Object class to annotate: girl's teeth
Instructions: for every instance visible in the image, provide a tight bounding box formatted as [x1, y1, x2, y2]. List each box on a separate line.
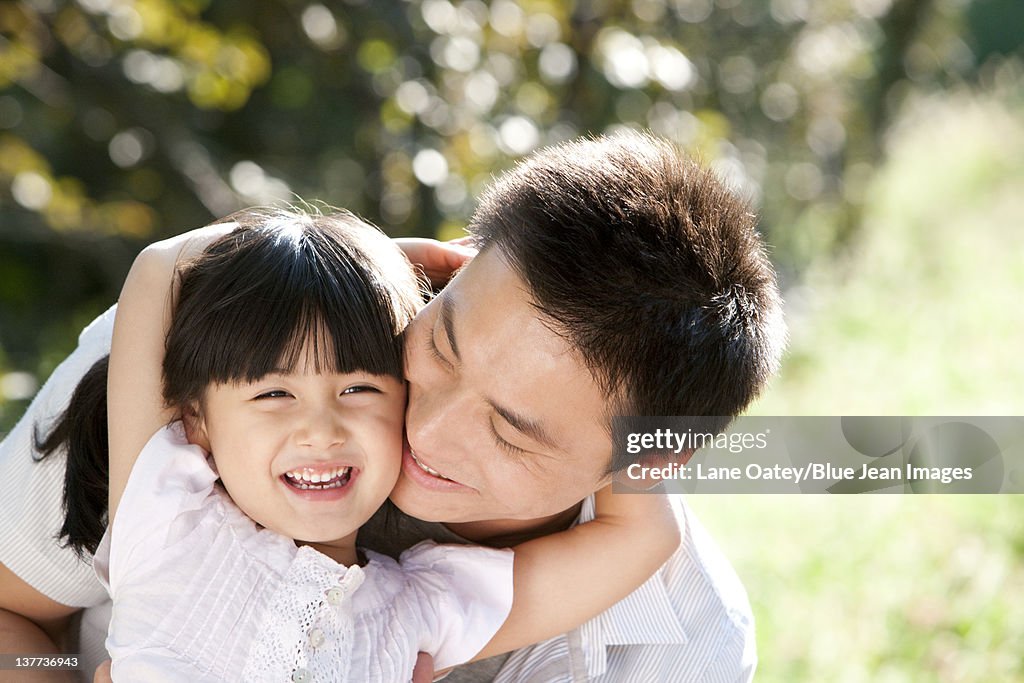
[284, 467, 351, 489]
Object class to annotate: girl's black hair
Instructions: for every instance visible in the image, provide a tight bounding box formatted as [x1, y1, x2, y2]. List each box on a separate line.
[163, 208, 422, 406]
[35, 355, 110, 557]
[36, 207, 424, 556]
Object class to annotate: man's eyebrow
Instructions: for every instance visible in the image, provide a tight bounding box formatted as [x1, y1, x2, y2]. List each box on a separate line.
[439, 293, 461, 362]
[487, 399, 558, 451]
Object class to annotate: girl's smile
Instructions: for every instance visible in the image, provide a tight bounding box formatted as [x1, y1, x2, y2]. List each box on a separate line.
[281, 464, 358, 500]
[283, 464, 353, 489]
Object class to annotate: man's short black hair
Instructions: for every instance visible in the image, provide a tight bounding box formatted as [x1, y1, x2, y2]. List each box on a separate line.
[468, 132, 786, 472]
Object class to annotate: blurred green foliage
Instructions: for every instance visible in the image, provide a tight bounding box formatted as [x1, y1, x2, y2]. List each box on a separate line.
[752, 82, 1024, 416]
[2, 0, 1022, 420]
[0, 4, 1020, 367]
[2, 2, 1023, 679]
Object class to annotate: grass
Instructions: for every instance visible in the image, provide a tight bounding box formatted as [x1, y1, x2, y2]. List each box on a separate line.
[690, 496, 1024, 682]
[692, 85, 1024, 682]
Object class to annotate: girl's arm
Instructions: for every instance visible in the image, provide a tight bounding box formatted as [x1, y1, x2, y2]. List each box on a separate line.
[107, 224, 236, 523]
[472, 484, 681, 660]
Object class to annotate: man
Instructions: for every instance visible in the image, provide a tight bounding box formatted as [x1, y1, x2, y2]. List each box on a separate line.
[0, 133, 784, 681]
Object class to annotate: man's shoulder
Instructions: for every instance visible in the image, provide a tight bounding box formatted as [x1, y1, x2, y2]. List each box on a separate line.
[77, 304, 117, 347]
[661, 497, 756, 679]
[668, 497, 754, 626]
[579, 493, 753, 632]
[584, 495, 755, 681]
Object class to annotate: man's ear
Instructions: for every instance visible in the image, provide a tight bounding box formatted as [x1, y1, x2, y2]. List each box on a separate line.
[612, 450, 694, 490]
[182, 404, 211, 451]
[666, 448, 695, 467]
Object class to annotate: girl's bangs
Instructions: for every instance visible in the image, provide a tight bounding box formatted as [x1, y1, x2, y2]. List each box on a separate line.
[163, 211, 422, 406]
[219, 284, 406, 383]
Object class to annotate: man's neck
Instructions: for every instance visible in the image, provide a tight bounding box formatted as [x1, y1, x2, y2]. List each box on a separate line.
[443, 501, 583, 547]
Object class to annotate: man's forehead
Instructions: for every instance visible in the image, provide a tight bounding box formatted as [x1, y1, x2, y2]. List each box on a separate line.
[446, 250, 573, 373]
[451, 244, 528, 300]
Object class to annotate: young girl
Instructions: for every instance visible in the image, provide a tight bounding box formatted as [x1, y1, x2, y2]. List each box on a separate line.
[98, 207, 678, 681]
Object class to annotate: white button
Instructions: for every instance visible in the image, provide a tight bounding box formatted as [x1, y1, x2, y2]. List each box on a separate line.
[291, 668, 310, 683]
[325, 587, 344, 605]
[308, 627, 326, 648]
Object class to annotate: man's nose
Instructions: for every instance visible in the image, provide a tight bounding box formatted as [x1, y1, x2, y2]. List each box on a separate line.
[406, 378, 471, 452]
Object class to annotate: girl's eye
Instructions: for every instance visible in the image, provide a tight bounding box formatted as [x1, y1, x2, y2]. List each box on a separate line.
[255, 390, 290, 399]
[342, 385, 378, 395]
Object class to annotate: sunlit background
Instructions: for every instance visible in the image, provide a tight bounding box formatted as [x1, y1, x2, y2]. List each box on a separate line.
[2, 1, 1022, 680]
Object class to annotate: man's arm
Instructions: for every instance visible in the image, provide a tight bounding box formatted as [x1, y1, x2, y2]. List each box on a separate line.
[0, 564, 77, 682]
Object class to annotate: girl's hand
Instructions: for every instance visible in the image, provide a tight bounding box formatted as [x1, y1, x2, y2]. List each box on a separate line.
[394, 237, 477, 288]
[411, 652, 434, 683]
[93, 659, 112, 683]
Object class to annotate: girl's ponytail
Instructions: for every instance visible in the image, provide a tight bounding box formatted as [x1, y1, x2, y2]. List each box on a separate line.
[34, 355, 109, 557]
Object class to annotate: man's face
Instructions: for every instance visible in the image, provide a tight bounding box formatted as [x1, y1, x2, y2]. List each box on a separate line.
[392, 247, 614, 523]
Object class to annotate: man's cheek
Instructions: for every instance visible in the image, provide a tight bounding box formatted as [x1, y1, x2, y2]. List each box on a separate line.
[402, 335, 420, 377]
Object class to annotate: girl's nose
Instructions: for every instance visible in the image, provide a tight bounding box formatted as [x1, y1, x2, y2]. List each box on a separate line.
[296, 408, 347, 450]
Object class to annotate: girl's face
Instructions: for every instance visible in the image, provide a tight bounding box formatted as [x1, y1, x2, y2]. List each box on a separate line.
[191, 364, 406, 552]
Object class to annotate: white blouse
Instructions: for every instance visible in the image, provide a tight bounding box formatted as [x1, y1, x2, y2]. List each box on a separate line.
[94, 423, 514, 682]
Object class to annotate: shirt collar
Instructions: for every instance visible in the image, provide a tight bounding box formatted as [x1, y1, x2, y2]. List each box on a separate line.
[573, 495, 690, 679]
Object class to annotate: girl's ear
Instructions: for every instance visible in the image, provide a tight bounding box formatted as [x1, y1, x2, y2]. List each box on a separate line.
[182, 404, 211, 451]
